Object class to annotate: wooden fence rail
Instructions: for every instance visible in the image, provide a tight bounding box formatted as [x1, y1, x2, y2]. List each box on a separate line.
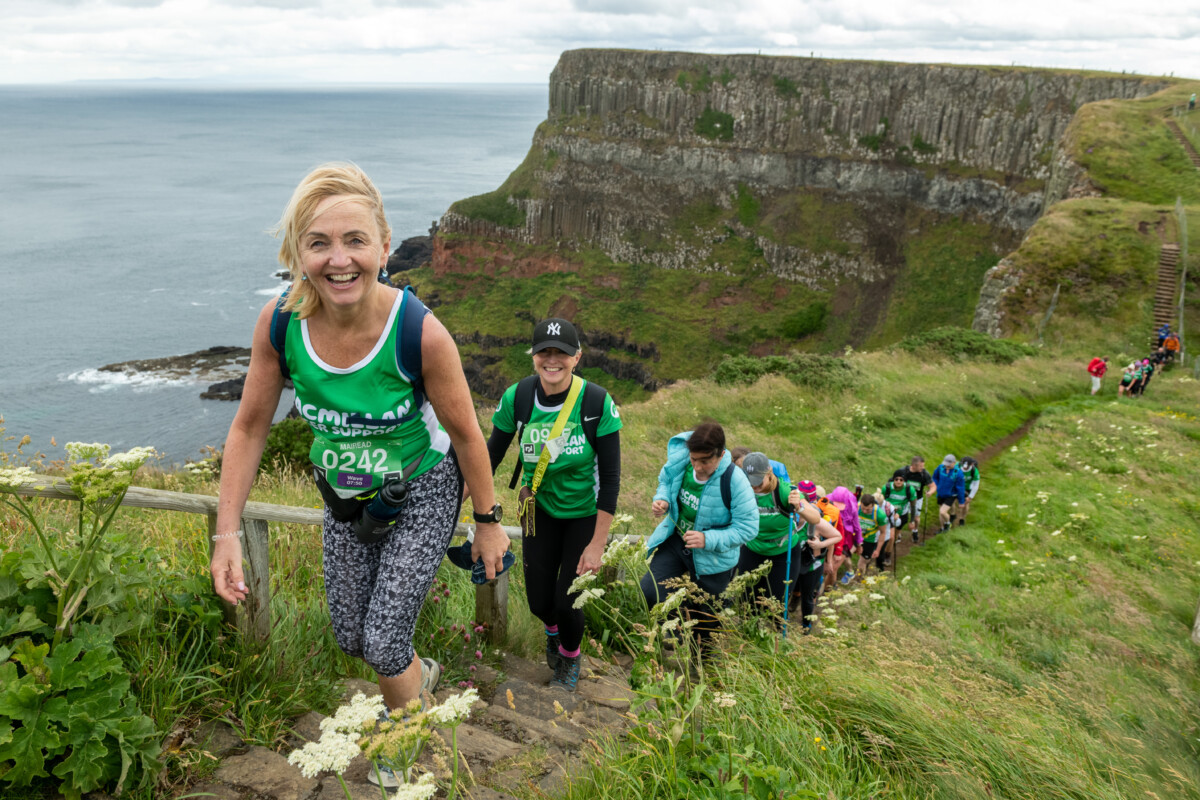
[12, 476, 531, 643]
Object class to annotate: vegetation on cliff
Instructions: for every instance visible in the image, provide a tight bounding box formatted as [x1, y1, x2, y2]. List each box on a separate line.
[413, 50, 1198, 397]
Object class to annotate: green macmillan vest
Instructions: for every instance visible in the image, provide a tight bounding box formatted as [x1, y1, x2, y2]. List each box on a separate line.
[280, 289, 449, 498]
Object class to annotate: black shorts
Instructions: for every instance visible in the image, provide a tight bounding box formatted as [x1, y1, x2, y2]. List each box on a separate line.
[937, 495, 957, 508]
[862, 539, 879, 558]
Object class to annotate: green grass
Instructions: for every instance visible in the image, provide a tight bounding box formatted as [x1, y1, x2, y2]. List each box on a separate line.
[1066, 81, 1200, 206]
[5, 348, 1199, 798]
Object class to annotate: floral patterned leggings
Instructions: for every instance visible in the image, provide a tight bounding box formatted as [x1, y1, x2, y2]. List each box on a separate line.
[321, 450, 462, 678]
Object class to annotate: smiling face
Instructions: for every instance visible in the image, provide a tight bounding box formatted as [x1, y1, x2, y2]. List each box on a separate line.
[532, 346, 581, 394]
[299, 195, 390, 312]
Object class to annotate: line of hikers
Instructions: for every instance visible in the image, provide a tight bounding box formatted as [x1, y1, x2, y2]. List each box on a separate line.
[1088, 338, 1176, 398]
[640, 422, 982, 638]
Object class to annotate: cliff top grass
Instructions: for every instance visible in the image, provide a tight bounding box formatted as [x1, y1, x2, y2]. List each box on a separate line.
[1068, 81, 1200, 205]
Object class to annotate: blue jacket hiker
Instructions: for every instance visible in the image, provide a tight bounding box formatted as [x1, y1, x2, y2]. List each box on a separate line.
[930, 454, 966, 532]
[641, 423, 758, 643]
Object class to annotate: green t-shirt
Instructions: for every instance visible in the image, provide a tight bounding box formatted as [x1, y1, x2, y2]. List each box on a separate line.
[747, 480, 800, 556]
[286, 290, 449, 498]
[858, 506, 888, 543]
[962, 466, 980, 484]
[675, 465, 706, 535]
[880, 482, 914, 515]
[492, 379, 622, 518]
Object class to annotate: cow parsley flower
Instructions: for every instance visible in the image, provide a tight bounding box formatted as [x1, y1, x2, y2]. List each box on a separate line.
[320, 692, 387, 735]
[0, 466, 36, 489]
[287, 730, 360, 778]
[65, 442, 110, 462]
[568, 572, 597, 594]
[391, 772, 438, 800]
[427, 689, 479, 725]
[712, 692, 737, 708]
[102, 446, 158, 471]
[572, 587, 605, 609]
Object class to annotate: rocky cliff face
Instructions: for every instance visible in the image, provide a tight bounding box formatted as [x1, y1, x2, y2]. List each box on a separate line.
[425, 50, 1169, 393]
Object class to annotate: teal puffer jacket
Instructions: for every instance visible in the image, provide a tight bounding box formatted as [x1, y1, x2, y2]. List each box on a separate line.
[645, 431, 759, 575]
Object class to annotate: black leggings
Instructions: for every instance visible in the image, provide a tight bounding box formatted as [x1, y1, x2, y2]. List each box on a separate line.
[735, 541, 804, 605]
[794, 566, 824, 630]
[640, 534, 734, 642]
[522, 504, 596, 652]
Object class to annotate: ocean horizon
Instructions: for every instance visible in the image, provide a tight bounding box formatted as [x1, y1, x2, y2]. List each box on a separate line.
[0, 83, 546, 466]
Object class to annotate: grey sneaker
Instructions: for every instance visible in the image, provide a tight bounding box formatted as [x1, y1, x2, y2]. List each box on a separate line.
[367, 763, 401, 789]
[419, 657, 442, 705]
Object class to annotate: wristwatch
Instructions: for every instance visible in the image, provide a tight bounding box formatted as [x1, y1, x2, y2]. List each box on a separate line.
[473, 503, 503, 524]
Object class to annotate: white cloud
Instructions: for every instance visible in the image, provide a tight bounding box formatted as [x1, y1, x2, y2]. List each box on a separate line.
[1, 0, 1197, 84]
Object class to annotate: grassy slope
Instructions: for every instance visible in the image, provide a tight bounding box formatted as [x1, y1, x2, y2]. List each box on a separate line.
[4, 348, 1199, 798]
[561, 357, 1200, 800]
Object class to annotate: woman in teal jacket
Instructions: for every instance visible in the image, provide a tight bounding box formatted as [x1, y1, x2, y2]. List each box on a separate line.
[640, 422, 759, 641]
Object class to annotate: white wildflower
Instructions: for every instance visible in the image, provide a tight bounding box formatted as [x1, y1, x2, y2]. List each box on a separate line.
[392, 773, 438, 800]
[1026, 513, 1037, 518]
[1050, 530, 1062, 536]
[996, 539, 1005, 544]
[656, 588, 687, 616]
[712, 692, 737, 708]
[568, 572, 597, 594]
[572, 587, 605, 609]
[1067, 555, 1077, 562]
[103, 446, 158, 471]
[287, 730, 360, 778]
[661, 618, 680, 634]
[804, 614, 820, 622]
[995, 505, 1008, 509]
[65, 442, 110, 462]
[1010, 560, 1019, 565]
[868, 593, 885, 601]
[0, 466, 37, 489]
[862, 575, 877, 585]
[821, 628, 839, 636]
[427, 688, 479, 725]
[871, 620, 882, 627]
[901, 575, 911, 585]
[320, 692, 387, 734]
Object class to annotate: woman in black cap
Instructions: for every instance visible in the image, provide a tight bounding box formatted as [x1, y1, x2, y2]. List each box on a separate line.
[481, 318, 622, 691]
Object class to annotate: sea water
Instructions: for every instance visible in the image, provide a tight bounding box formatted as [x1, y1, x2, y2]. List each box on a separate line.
[0, 83, 545, 465]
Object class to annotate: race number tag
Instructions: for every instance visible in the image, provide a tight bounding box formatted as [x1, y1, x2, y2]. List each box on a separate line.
[544, 431, 570, 462]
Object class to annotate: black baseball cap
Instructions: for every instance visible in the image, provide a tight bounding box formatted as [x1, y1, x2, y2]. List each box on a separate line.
[531, 318, 580, 356]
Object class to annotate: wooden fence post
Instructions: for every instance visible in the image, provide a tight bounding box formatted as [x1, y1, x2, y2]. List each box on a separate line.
[475, 573, 508, 645]
[241, 517, 271, 641]
[206, 513, 271, 641]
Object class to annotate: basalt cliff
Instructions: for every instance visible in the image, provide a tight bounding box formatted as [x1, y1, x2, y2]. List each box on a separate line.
[403, 50, 1175, 397]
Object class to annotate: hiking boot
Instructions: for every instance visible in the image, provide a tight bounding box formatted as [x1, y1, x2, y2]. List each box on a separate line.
[911, 530, 920, 544]
[550, 653, 581, 692]
[545, 633, 563, 672]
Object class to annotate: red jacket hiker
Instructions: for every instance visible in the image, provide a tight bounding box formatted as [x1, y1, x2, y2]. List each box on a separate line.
[1087, 358, 1108, 378]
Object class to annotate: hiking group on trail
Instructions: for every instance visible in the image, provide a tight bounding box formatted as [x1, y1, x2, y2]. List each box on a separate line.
[1090, 326, 1178, 400]
[641, 427, 983, 640]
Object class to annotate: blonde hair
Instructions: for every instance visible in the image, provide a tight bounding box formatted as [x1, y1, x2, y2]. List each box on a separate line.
[274, 162, 391, 319]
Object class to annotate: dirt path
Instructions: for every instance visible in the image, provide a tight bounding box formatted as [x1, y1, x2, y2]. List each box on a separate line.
[878, 412, 1042, 569]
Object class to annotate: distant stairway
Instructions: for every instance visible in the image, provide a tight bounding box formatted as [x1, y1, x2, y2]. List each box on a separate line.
[1166, 120, 1200, 169]
[1150, 244, 1180, 346]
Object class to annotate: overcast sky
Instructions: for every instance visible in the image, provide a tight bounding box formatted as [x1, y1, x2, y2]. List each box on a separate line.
[4, 0, 1199, 85]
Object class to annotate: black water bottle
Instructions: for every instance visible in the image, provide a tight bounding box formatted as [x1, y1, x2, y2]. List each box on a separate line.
[352, 478, 410, 544]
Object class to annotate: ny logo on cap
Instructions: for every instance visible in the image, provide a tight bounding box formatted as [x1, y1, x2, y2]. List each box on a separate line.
[547, 322, 561, 336]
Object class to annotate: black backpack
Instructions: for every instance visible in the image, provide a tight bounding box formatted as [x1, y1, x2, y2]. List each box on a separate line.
[508, 375, 610, 489]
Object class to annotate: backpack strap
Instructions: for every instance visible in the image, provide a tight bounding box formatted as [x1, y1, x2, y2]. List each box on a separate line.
[774, 481, 791, 515]
[720, 466, 733, 511]
[269, 291, 292, 380]
[508, 375, 540, 490]
[396, 287, 428, 402]
[579, 380, 607, 452]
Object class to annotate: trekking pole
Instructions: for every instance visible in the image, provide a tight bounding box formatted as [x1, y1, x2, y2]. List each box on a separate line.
[781, 513, 797, 640]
